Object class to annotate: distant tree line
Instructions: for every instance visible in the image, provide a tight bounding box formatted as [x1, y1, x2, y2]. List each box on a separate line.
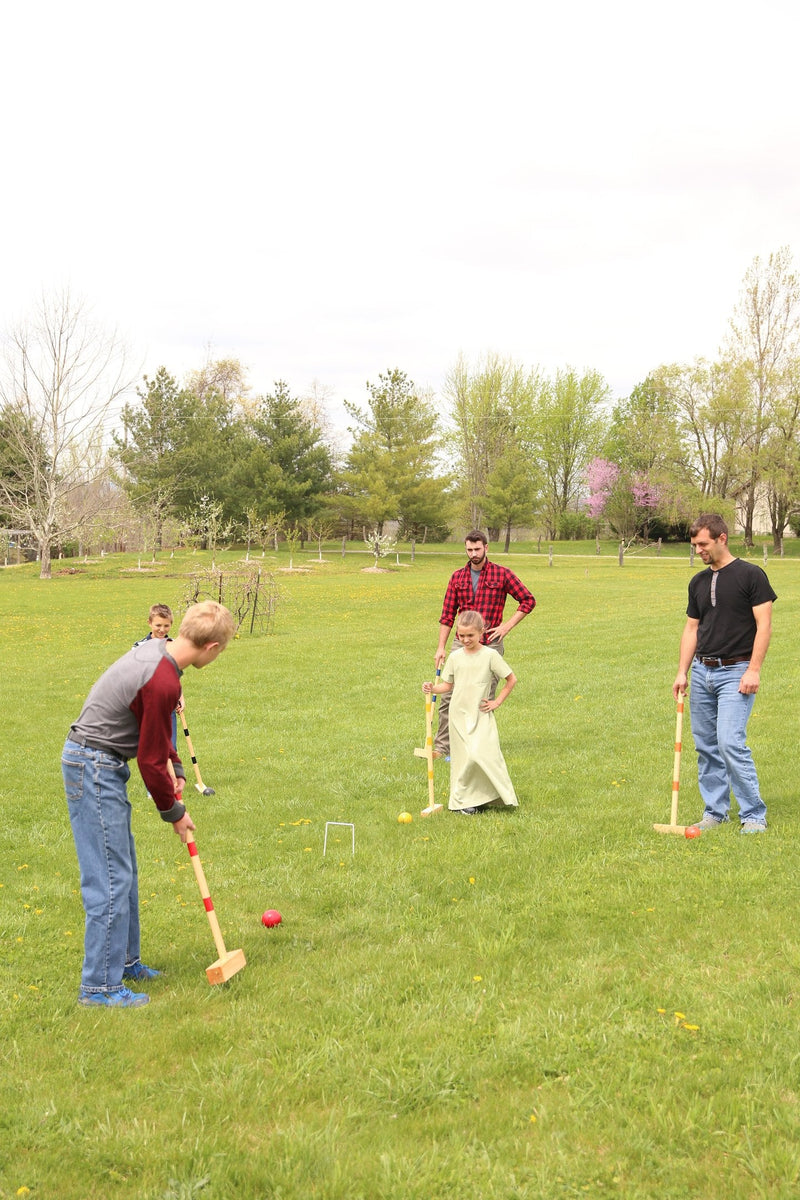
[2, 248, 800, 578]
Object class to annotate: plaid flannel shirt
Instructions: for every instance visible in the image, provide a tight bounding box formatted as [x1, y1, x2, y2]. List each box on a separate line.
[439, 559, 535, 643]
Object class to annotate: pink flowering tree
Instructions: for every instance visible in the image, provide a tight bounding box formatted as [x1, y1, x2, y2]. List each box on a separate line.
[585, 457, 667, 540]
[585, 457, 620, 519]
[631, 474, 662, 509]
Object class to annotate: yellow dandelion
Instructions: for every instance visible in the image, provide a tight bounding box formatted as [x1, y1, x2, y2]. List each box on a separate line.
[682, 1023, 700, 1031]
[473, 975, 482, 982]
[469, 877, 476, 885]
[674, 1011, 686, 1021]
[657, 1008, 666, 1014]
[17, 1187, 32, 1196]
[304, 847, 311, 852]
[529, 1114, 537, 1124]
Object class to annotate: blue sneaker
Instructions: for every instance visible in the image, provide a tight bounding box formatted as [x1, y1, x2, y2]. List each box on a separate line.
[694, 814, 727, 830]
[78, 986, 150, 1008]
[123, 962, 162, 980]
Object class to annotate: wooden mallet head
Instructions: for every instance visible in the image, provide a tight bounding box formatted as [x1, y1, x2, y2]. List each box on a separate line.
[205, 947, 247, 986]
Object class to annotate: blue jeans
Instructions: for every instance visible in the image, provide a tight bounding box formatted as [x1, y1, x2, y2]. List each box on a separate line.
[62, 739, 140, 993]
[689, 661, 767, 825]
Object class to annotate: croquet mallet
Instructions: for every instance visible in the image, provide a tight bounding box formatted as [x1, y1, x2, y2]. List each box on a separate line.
[179, 707, 216, 795]
[416, 668, 443, 817]
[653, 690, 688, 835]
[167, 759, 245, 984]
[185, 830, 247, 985]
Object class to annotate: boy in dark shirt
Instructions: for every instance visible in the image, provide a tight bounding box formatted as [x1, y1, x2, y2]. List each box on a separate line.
[133, 603, 183, 748]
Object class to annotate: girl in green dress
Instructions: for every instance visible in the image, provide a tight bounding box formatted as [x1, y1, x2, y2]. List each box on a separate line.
[423, 610, 518, 815]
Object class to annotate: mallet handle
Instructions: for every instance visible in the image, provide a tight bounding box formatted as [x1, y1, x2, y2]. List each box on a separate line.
[670, 692, 685, 828]
[424, 690, 435, 809]
[186, 831, 228, 961]
[180, 708, 208, 791]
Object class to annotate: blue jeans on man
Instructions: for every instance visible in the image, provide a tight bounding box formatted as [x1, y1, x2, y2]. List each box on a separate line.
[62, 739, 141, 994]
[689, 660, 767, 825]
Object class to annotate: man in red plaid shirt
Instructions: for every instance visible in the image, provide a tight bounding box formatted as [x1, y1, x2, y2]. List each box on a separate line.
[434, 530, 535, 756]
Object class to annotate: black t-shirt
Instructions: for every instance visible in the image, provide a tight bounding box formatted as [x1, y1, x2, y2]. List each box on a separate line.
[687, 558, 777, 659]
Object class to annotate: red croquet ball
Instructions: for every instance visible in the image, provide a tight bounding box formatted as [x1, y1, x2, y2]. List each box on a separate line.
[261, 909, 282, 927]
[684, 825, 702, 839]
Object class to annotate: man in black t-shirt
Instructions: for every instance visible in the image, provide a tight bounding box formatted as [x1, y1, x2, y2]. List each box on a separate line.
[672, 514, 776, 834]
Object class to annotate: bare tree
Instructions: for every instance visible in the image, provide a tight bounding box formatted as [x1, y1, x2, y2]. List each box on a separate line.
[0, 292, 132, 577]
[186, 351, 253, 417]
[726, 247, 800, 545]
[300, 379, 334, 433]
[258, 510, 285, 556]
[304, 515, 335, 561]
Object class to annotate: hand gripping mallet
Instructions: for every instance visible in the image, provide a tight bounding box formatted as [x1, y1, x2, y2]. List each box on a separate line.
[417, 668, 443, 817]
[185, 831, 247, 984]
[653, 690, 688, 835]
[179, 707, 216, 795]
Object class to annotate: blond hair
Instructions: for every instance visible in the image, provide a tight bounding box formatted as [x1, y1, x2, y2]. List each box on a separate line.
[178, 601, 235, 648]
[456, 609, 485, 634]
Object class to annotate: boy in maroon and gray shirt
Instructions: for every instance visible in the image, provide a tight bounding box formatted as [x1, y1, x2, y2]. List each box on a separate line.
[62, 601, 235, 1008]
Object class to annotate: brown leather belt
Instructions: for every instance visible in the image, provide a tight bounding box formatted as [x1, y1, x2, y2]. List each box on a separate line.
[695, 655, 750, 668]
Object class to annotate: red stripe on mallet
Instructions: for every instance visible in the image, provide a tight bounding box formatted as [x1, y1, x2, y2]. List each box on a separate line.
[184, 828, 246, 984]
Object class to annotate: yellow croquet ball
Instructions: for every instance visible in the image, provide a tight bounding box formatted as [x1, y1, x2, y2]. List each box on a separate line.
[397, 812, 413, 824]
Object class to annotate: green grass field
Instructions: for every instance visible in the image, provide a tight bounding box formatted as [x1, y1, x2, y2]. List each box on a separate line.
[1, 542, 799, 1199]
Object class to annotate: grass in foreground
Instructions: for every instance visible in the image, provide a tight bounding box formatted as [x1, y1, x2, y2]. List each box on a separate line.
[1, 547, 799, 1199]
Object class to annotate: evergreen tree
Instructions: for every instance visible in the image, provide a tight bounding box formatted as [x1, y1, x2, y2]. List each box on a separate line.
[341, 369, 449, 536]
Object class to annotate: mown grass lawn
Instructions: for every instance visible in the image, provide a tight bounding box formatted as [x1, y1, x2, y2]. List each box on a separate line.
[1, 542, 799, 1199]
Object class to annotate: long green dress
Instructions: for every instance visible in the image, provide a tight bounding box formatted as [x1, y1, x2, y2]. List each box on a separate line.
[441, 646, 518, 811]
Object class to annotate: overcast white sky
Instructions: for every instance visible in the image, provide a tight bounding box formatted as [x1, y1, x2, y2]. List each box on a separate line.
[3, 0, 800, 433]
